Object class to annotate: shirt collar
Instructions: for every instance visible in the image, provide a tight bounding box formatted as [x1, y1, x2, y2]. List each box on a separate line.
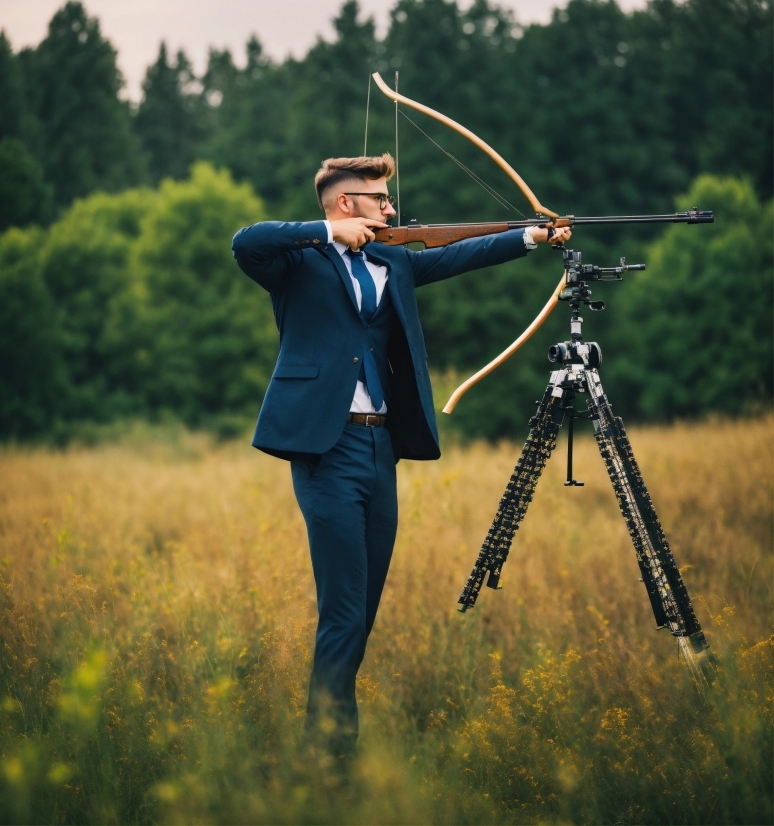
[333, 241, 368, 259]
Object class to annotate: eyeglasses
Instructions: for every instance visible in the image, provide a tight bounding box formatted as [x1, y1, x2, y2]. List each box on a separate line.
[343, 193, 396, 210]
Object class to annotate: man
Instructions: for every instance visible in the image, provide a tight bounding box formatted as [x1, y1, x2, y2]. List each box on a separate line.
[231, 154, 570, 756]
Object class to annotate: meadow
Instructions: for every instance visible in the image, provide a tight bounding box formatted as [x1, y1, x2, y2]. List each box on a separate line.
[0, 416, 771, 824]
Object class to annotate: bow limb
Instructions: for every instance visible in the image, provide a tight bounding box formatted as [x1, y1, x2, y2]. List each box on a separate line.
[372, 73, 558, 220]
[442, 272, 566, 414]
[371, 72, 563, 413]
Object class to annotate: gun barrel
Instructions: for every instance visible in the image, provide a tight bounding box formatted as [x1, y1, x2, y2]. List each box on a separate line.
[572, 210, 713, 225]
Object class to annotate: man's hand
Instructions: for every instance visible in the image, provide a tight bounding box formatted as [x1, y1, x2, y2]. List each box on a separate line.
[330, 217, 389, 250]
[531, 225, 572, 245]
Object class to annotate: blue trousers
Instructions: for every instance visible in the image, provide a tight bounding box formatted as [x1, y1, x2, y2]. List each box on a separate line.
[290, 423, 398, 748]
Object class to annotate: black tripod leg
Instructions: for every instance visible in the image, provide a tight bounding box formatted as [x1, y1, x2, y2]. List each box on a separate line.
[458, 374, 564, 611]
[584, 369, 713, 683]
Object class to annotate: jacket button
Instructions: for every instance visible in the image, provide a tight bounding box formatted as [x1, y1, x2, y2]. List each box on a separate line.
[369, 347, 374, 352]
[312, 238, 320, 244]
[353, 357, 359, 363]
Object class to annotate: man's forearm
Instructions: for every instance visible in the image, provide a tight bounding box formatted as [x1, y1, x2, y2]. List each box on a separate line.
[232, 220, 329, 291]
[411, 228, 531, 288]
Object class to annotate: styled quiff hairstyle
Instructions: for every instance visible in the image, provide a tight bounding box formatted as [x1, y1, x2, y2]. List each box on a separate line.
[315, 153, 395, 211]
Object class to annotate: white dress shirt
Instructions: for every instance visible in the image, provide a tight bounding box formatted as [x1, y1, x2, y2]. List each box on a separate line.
[322, 221, 536, 414]
[324, 221, 388, 414]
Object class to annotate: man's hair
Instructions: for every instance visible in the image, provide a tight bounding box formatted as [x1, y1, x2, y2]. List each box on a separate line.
[314, 154, 395, 211]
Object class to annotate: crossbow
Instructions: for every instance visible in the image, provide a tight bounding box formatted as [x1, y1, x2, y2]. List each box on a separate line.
[367, 72, 713, 412]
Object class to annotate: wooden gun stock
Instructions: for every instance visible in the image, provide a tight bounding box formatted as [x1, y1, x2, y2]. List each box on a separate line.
[371, 220, 568, 248]
[371, 222, 510, 248]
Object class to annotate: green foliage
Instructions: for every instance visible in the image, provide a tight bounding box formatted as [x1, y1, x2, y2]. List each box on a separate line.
[0, 164, 273, 441]
[0, 0, 771, 440]
[0, 34, 28, 143]
[1, 0, 772, 229]
[135, 44, 205, 184]
[0, 228, 67, 439]
[0, 171, 769, 442]
[109, 162, 274, 432]
[37, 188, 153, 426]
[17, 2, 144, 209]
[442, 177, 773, 440]
[604, 176, 774, 420]
[195, 0, 771, 226]
[0, 139, 53, 230]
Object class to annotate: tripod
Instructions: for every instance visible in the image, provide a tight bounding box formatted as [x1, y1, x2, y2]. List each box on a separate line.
[458, 248, 714, 686]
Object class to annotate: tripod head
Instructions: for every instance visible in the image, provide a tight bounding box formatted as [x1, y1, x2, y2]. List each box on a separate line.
[548, 248, 645, 368]
[555, 247, 646, 312]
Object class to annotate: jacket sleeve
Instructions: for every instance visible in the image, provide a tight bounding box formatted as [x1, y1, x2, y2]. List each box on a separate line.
[408, 228, 529, 288]
[231, 220, 330, 292]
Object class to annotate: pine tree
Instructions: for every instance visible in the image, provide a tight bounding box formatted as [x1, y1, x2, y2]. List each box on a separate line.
[135, 43, 204, 183]
[0, 32, 27, 142]
[0, 33, 52, 228]
[0, 139, 53, 230]
[18, 1, 144, 208]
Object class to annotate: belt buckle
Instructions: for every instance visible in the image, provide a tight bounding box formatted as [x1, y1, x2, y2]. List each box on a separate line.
[365, 414, 378, 427]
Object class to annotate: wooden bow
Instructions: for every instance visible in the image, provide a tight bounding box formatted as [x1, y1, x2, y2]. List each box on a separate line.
[371, 72, 567, 414]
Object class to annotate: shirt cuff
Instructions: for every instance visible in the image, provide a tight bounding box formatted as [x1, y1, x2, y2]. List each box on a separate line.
[323, 220, 333, 244]
[523, 227, 538, 250]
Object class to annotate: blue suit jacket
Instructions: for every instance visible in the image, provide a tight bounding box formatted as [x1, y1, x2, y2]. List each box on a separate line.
[231, 220, 529, 460]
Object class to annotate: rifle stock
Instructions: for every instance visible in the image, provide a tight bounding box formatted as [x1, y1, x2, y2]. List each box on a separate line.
[371, 220, 553, 248]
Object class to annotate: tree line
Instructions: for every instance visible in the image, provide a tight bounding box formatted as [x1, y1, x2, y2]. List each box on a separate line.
[0, 0, 771, 442]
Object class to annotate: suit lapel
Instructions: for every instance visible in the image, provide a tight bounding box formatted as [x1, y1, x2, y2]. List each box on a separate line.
[319, 245, 360, 316]
[364, 245, 409, 332]
[318, 243, 410, 332]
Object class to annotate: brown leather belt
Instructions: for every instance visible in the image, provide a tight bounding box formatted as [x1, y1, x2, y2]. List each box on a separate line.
[347, 412, 387, 427]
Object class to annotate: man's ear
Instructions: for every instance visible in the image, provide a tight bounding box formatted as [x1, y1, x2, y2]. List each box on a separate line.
[336, 192, 352, 215]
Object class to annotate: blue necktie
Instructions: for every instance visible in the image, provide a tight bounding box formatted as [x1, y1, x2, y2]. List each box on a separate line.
[345, 250, 384, 410]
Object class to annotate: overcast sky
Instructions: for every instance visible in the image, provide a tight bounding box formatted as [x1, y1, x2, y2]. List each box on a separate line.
[1, 0, 647, 101]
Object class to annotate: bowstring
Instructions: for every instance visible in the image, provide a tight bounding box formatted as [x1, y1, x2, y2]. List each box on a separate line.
[398, 109, 527, 219]
[364, 68, 371, 156]
[395, 72, 401, 226]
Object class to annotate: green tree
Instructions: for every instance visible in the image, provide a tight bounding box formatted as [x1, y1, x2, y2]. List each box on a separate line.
[201, 0, 771, 229]
[205, 2, 378, 218]
[0, 32, 29, 142]
[107, 163, 275, 435]
[135, 43, 204, 183]
[36, 188, 154, 423]
[0, 228, 67, 438]
[658, 0, 773, 201]
[1, 0, 772, 442]
[604, 175, 773, 419]
[18, 1, 144, 208]
[0, 164, 276, 441]
[0, 32, 52, 229]
[0, 138, 53, 230]
[197, 47, 240, 144]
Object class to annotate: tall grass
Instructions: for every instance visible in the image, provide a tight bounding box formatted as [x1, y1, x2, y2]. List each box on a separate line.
[0, 417, 771, 824]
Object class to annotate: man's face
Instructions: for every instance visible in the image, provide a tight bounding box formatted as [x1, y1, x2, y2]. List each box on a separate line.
[341, 177, 397, 222]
